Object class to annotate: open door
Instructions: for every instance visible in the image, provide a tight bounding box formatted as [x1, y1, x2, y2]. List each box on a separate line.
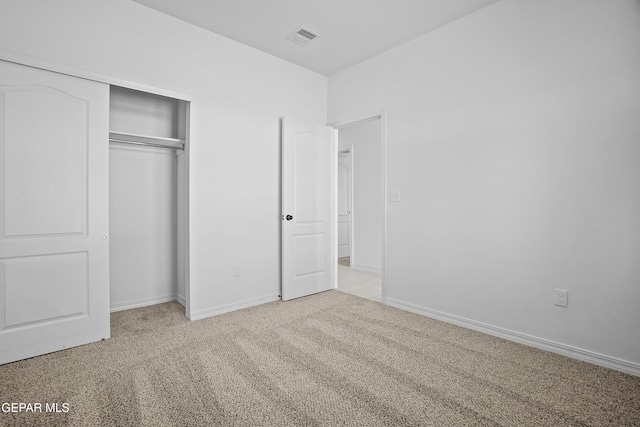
[0, 60, 110, 364]
[281, 117, 336, 301]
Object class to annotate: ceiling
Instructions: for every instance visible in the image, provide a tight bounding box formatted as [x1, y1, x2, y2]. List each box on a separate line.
[130, 0, 500, 76]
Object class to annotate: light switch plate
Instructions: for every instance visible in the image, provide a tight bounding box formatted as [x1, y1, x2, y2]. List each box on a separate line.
[389, 189, 401, 202]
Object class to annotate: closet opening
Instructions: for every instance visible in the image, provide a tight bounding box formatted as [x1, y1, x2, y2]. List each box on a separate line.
[108, 86, 190, 317]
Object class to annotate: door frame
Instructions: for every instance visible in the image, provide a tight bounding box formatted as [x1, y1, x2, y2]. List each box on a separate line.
[329, 110, 387, 303]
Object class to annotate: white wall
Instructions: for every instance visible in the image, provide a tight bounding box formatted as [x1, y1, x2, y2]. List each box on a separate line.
[328, 0, 640, 373]
[339, 120, 382, 272]
[110, 86, 180, 139]
[109, 145, 177, 310]
[0, 0, 327, 318]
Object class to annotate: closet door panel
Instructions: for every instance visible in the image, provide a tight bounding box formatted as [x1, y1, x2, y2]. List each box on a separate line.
[3, 86, 86, 237]
[2, 253, 88, 327]
[0, 60, 110, 365]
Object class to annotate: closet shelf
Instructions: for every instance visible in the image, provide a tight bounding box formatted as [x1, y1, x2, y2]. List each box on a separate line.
[109, 131, 184, 151]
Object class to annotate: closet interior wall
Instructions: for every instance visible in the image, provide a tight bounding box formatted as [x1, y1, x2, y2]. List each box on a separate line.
[109, 86, 188, 312]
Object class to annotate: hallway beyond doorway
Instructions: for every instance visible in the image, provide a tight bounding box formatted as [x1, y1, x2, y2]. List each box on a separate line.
[337, 264, 381, 302]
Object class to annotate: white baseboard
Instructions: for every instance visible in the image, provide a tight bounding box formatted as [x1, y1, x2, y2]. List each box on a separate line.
[176, 294, 186, 307]
[385, 298, 640, 377]
[350, 263, 381, 274]
[110, 294, 177, 313]
[189, 294, 280, 321]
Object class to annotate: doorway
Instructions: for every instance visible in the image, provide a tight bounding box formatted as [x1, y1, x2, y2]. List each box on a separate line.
[108, 86, 190, 316]
[333, 114, 386, 302]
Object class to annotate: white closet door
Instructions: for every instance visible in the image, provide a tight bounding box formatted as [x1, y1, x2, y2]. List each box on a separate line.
[0, 60, 110, 364]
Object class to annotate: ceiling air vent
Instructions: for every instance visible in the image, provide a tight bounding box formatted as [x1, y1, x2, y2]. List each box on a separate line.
[286, 26, 319, 47]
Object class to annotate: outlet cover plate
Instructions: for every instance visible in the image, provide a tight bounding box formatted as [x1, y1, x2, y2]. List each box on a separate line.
[554, 289, 568, 307]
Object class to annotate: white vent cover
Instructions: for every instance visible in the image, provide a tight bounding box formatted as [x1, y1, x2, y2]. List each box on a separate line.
[286, 26, 319, 47]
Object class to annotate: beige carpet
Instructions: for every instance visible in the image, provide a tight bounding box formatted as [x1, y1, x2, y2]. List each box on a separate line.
[1, 291, 638, 426]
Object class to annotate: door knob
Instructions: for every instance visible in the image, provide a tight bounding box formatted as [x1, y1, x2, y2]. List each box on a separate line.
[286, 215, 293, 221]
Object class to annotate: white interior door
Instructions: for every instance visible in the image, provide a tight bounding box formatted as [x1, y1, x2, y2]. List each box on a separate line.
[0, 60, 110, 364]
[337, 151, 352, 259]
[281, 117, 335, 301]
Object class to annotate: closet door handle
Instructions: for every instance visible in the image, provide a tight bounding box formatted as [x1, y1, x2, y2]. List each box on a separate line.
[286, 215, 293, 221]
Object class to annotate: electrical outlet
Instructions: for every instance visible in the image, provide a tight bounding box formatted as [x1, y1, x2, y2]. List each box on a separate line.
[554, 289, 568, 307]
[233, 264, 240, 277]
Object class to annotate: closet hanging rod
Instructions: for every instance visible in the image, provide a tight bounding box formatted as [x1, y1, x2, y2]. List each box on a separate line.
[109, 138, 183, 151]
